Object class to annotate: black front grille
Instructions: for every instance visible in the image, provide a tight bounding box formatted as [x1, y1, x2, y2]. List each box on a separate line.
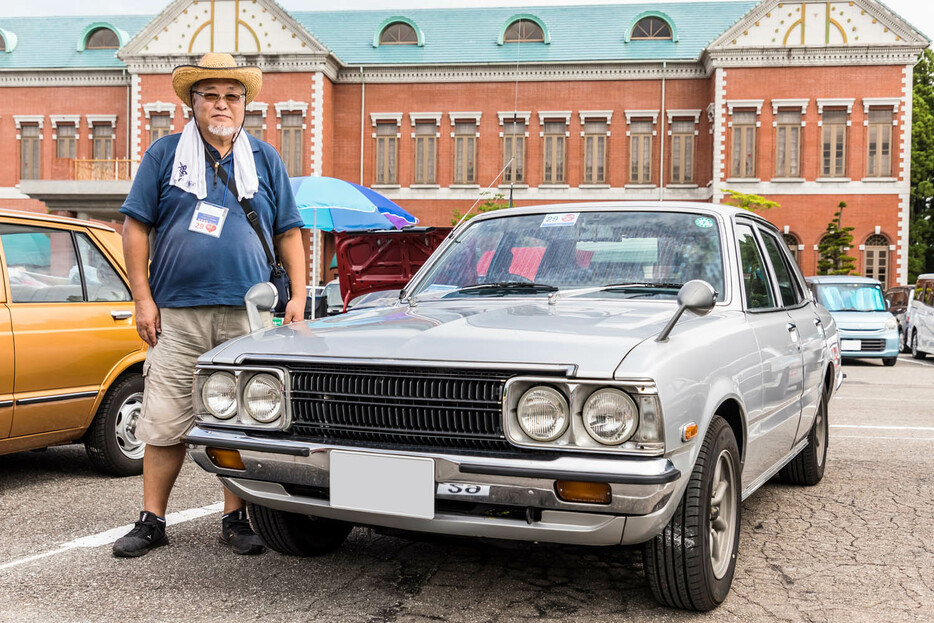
[282, 363, 539, 455]
[858, 339, 886, 352]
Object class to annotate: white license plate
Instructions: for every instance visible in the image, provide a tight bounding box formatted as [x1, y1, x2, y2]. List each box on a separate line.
[436, 483, 491, 497]
[841, 339, 862, 351]
[329, 451, 435, 519]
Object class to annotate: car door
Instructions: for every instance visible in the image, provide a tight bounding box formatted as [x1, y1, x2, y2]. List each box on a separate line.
[757, 227, 824, 445]
[735, 221, 805, 482]
[0, 222, 137, 437]
[0, 273, 12, 439]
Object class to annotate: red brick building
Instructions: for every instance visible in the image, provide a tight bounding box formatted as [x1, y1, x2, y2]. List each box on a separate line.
[0, 0, 927, 286]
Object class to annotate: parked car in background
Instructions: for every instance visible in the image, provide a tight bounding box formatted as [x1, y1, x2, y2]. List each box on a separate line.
[808, 275, 899, 366]
[884, 284, 914, 353]
[0, 209, 146, 475]
[185, 202, 841, 611]
[907, 273, 934, 359]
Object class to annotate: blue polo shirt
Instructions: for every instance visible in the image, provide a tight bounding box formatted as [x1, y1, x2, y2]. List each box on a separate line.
[120, 133, 303, 308]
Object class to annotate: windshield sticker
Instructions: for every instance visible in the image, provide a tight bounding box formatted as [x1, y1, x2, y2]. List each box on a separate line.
[694, 216, 715, 229]
[542, 213, 580, 227]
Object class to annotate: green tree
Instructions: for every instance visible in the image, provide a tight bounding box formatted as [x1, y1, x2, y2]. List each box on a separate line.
[910, 48, 934, 282]
[817, 202, 857, 275]
[722, 189, 780, 212]
[451, 191, 509, 226]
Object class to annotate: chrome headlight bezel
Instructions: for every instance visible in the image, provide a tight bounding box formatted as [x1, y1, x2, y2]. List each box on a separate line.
[503, 376, 664, 456]
[516, 385, 570, 442]
[201, 371, 238, 420]
[243, 373, 284, 423]
[581, 388, 638, 445]
[193, 366, 290, 430]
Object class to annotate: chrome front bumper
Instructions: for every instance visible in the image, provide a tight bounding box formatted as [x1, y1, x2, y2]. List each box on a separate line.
[184, 426, 684, 546]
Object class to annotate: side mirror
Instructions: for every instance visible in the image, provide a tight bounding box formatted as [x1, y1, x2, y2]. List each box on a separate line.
[656, 280, 717, 343]
[244, 282, 278, 332]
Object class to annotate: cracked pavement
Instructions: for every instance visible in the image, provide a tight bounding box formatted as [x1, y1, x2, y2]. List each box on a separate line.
[1, 356, 932, 622]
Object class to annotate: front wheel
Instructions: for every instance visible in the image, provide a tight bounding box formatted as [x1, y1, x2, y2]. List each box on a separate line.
[882, 357, 897, 367]
[84, 373, 145, 476]
[247, 503, 352, 556]
[911, 332, 927, 360]
[643, 416, 741, 611]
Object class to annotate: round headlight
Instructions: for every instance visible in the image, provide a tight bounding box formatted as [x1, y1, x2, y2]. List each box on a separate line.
[582, 388, 638, 445]
[517, 386, 569, 442]
[244, 374, 283, 423]
[884, 316, 898, 330]
[202, 372, 237, 420]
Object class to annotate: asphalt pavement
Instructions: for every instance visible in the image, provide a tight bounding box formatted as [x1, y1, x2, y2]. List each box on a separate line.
[1, 354, 932, 623]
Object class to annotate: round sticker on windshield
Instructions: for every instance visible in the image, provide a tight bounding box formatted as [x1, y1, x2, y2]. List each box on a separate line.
[694, 217, 714, 229]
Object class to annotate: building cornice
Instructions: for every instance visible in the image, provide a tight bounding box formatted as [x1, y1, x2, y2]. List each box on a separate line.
[119, 53, 339, 81]
[0, 69, 130, 88]
[703, 45, 925, 72]
[335, 61, 708, 84]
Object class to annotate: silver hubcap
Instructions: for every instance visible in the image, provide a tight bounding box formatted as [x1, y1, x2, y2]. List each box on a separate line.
[709, 449, 737, 580]
[114, 392, 145, 459]
[815, 400, 827, 467]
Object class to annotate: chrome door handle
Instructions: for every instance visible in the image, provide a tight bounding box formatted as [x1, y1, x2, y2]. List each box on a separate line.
[814, 318, 822, 326]
[111, 310, 133, 320]
[786, 322, 797, 332]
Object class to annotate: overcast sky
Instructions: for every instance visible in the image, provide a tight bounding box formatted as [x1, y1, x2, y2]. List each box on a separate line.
[1, 0, 931, 40]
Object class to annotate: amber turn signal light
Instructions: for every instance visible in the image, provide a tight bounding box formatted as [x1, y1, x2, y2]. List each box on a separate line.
[555, 480, 612, 504]
[682, 423, 698, 442]
[206, 447, 246, 470]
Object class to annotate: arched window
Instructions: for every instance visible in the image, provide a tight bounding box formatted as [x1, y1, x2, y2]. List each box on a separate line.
[0, 34, 5, 53]
[380, 22, 418, 45]
[85, 28, 119, 49]
[631, 17, 672, 40]
[504, 19, 544, 43]
[863, 233, 890, 286]
[783, 233, 800, 263]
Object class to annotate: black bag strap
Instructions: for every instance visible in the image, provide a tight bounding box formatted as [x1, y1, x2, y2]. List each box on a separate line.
[207, 145, 278, 268]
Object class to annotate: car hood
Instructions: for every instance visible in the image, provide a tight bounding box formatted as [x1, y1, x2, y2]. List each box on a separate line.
[205, 299, 686, 378]
[828, 309, 894, 330]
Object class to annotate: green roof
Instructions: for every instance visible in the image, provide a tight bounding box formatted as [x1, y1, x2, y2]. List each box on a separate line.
[0, 14, 151, 69]
[0, 2, 760, 70]
[294, 2, 760, 65]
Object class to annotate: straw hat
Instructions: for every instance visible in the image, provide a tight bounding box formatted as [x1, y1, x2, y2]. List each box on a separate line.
[172, 52, 262, 108]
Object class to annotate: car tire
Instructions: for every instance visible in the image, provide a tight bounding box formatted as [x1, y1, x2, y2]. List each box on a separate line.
[900, 329, 911, 354]
[911, 332, 927, 360]
[84, 373, 145, 476]
[779, 390, 828, 486]
[248, 503, 352, 556]
[643, 415, 740, 611]
[882, 357, 897, 367]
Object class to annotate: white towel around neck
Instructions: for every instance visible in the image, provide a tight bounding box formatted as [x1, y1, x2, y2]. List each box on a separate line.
[169, 118, 258, 201]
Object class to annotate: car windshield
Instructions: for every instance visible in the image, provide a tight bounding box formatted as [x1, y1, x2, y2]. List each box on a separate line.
[409, 211, 725, 301]
[813, 283, 886, 312]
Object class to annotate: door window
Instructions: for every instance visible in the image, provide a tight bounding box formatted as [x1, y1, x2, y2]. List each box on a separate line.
[760, 230, 804, 307]
[736, 223, 776, 310]
[1, 225, 80, 302]
[75, 234, 130, 301]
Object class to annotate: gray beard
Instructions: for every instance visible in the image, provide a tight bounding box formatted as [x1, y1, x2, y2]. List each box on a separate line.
[208, 125, 236, 137]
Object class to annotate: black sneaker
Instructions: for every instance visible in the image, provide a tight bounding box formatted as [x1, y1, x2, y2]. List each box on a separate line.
[220, 509, 266, 555]
[113, 511, 168, 558]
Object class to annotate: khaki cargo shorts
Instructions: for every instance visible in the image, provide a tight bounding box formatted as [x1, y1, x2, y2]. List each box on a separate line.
[135, 306, 271, 446]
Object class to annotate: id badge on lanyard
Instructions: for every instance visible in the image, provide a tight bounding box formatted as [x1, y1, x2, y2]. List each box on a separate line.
[189, 201, 229, 238]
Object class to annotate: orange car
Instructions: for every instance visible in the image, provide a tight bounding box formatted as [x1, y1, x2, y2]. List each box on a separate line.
[0, 209, 146, 475]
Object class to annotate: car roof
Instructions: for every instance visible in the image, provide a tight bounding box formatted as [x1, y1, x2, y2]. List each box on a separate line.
[806, 275, 882, 285]
[0, 208, 117, 232]
[465, 201, 772, 228]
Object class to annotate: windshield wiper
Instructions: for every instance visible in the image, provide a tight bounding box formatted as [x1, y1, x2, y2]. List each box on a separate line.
[548, 281, 684, 305]
[450, 281, 559, 296]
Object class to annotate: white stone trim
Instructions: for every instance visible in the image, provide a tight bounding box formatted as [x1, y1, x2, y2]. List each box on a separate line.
[712, 69, 726, 202]
[86, 114, 117, 126]
[142, 101, 176, 119]
[537, 111, 572, 125]
[130, 73, 141, 172]
[863, 98, 901, 114]
[181, 105, 192, 120]
[49, 115, 81, 130]
[624, 110, 659, 124]
[771, 99, 808, 115]
[897, 64, 913, 285]
[726, 100, 764, 114]
[410, 112, 443, 125]
[276, 101, 309, 119]
[449, 112, 482, 126]
[312, 73, 324, 177]
[13, 115, 44, 130]
[579, 110, 613, 124]
[667, 109, 701, 123]
[246, 102, 269, 115]
[498, 111, 531, 125]
[817, 98, 855, 114]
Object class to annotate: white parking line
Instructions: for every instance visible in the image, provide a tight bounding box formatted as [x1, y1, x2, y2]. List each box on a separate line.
[830, 424, 934, 431]
[833, 435, 934, 441]
[0, 502, 222, 572]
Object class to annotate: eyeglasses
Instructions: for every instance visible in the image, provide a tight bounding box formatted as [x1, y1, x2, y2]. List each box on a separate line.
[192, 91, 245, 105]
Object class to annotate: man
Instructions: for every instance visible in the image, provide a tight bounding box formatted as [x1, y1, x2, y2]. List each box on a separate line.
[113, 53, 305, 558]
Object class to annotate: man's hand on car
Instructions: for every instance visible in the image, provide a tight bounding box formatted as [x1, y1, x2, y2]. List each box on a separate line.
[282, 296, 304, 324]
